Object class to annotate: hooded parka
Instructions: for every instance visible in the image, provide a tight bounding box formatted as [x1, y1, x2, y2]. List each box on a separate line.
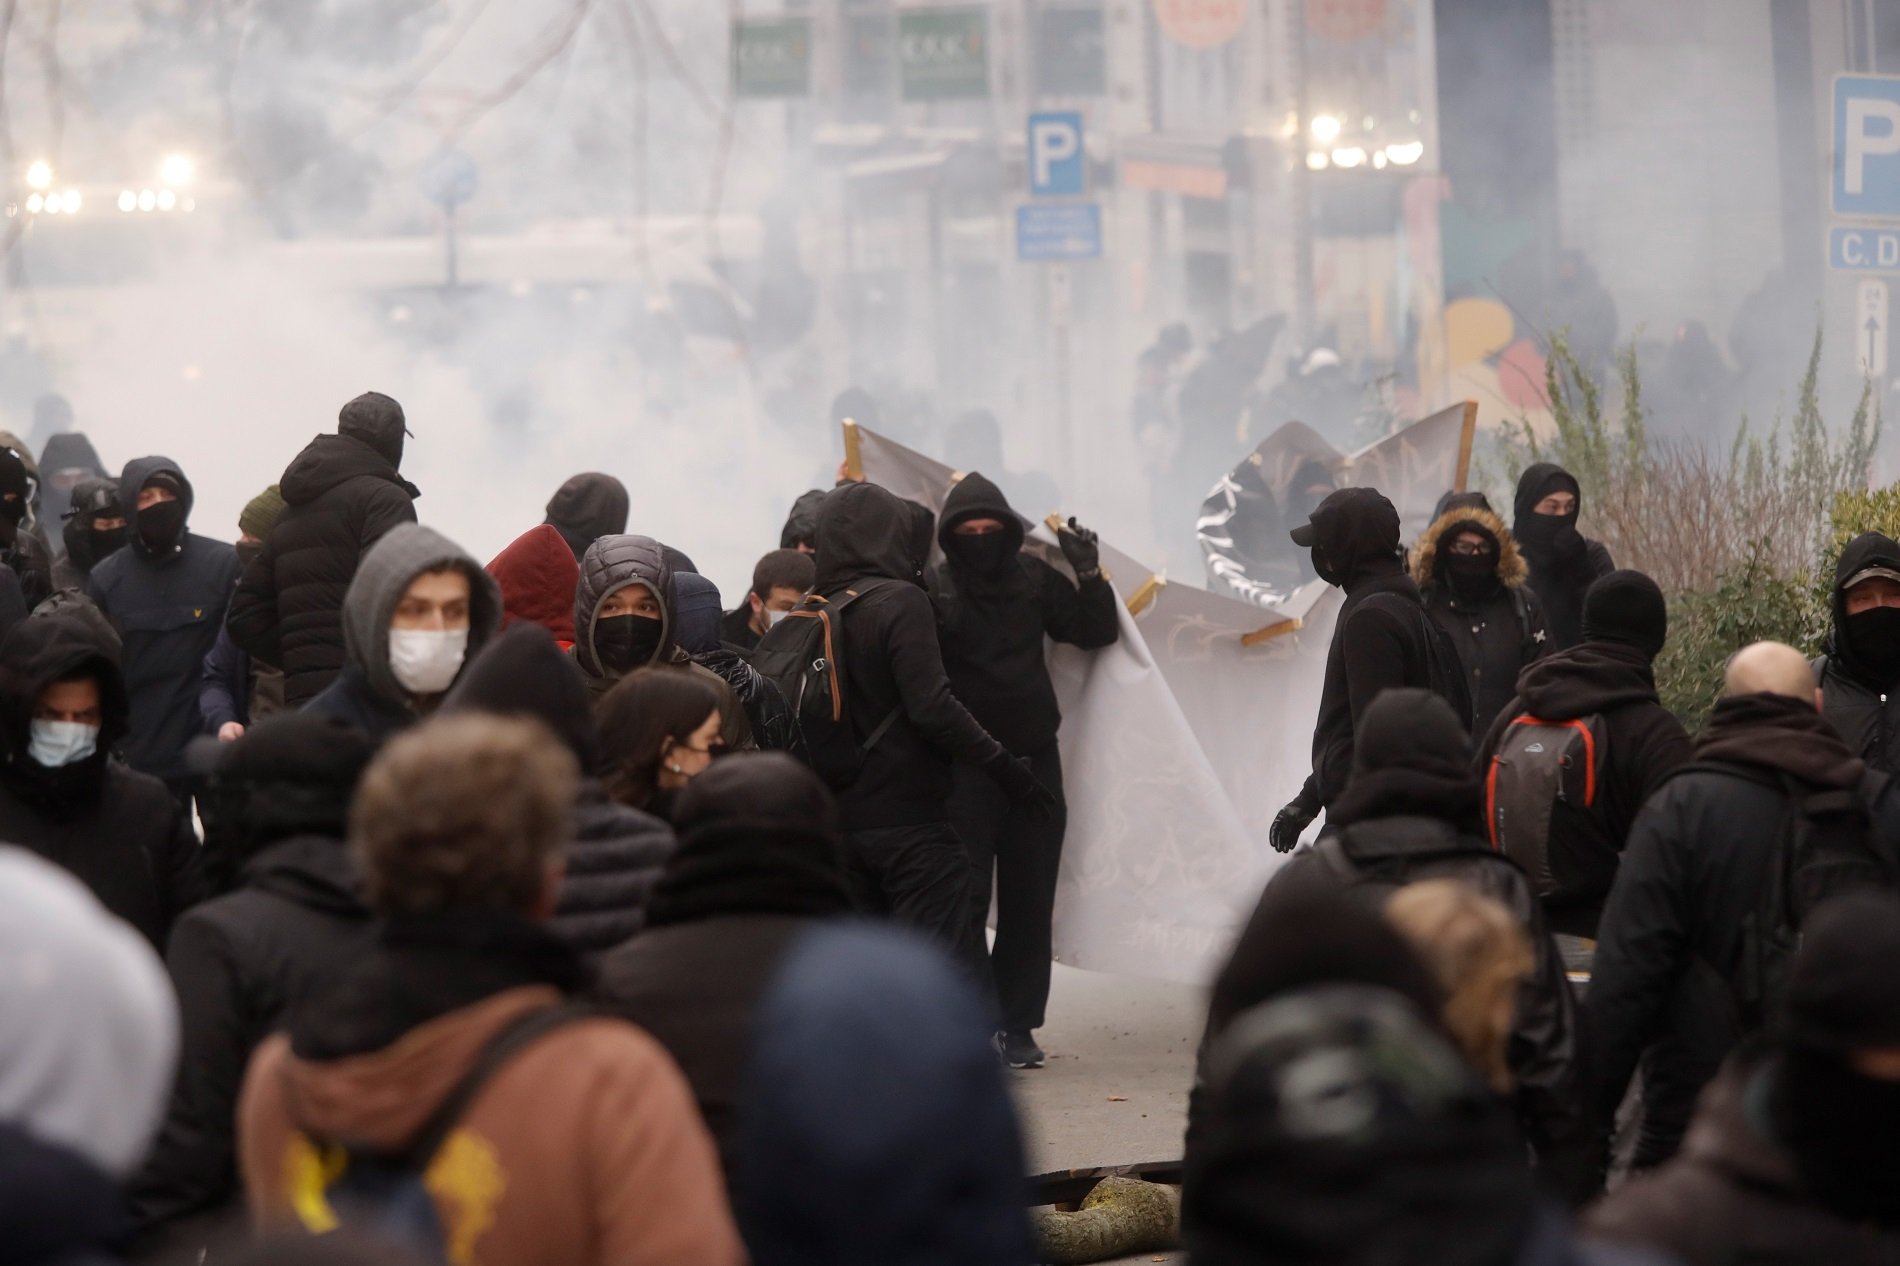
[545, 472, 630, 560]
[1512, 464, 1614, 651]
[1413, 505, 1550, 738]
[486, 523, 579, 648]
[1817, 531, 1900, 776]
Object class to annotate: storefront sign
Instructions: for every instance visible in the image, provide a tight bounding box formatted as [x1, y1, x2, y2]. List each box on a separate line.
[1152, 0, 1247, 51]
[731, 18, 811, 99]
[899, 8, 990, 101]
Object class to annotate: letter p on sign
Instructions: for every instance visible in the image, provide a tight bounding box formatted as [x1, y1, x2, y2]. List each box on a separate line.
[1836, 76, 1900, 218]
[1028, 112, 1085, 198]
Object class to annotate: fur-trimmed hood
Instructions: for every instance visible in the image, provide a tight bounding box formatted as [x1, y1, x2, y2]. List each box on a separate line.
[1411, 506, 1528, 590]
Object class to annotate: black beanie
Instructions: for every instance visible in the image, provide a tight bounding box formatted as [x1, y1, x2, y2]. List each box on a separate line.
[1785, 890, 1900, 1051]
[1581, 569, 1668, 659]
[441, 623, 598, 770]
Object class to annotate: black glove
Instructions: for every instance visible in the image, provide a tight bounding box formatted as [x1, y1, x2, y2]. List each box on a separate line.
[987, 754, 1062, 822]
[1058, 517, 1102, 580]
[1270, 800, 1317, 853]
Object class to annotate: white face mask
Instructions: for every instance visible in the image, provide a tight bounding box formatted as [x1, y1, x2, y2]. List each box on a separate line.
[765, 608, 791, 629]
[29, 719, 98, 768]
[388, 627, 469, 696]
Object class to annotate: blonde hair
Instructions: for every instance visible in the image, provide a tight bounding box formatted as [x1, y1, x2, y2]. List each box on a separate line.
[1384, 880, 1534, 1094]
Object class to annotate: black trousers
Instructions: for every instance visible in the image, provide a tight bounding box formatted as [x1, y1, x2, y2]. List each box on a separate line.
[951, 745, 1066, 1033]
[842, 822, 983, 971]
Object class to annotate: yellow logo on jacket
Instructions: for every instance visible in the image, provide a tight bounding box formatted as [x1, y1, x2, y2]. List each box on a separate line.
[285, 1128, 507, 1265]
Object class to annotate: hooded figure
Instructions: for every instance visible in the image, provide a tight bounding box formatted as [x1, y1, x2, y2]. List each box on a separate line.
[544, 472, 630, 561]
[1818, 531, 1900, 775]
[0, 610, 206, 946]
[302, 524, 502, 746]
[0, 847, 177, 1264]
[486, 523, 579, 649]
[1476, 570, 1692, 938]
[1237, 689, 1590, 1200]
[227, 394, 421, 708]
[1199, 455, 1336, 608]
[131, 713, 376, 1248]
[735, 922, 1033, 1266]
[1511, 464, 1614, 651]
[671, 571, 727, 654]
[780, 488, 827, 553]
[598, 753, 852, 1183]
[930, 472, 1117, 1066]
[444, 624, 676, 956]
[34, 431, 107, 555]
[0, 444, 52, 619]
[1272, 486, 1461, 850]
[51, 474, 124, 592]
[1413, 502, 1550, 737]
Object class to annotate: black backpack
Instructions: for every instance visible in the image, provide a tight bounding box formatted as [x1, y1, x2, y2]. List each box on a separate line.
[751, 587, 900, 789]
[1485, 712, 1608, 898]
[1361, 591, 1474, 730]
[1675, 762, 1896, 1031]
[292, 1006, 585, 1260]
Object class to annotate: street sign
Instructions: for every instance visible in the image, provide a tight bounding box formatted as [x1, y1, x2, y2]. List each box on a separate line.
[1028, 112, 1086, 197]
[419, 150, 479, 209]
[1016, 203, 1102, 262]
[1830, 225, 1900, 272]
[1835, 74, 1900, 219]
[1035, 3, 1107, 97]
[732, 18, 811, 99]
[1048, 265, 1074, 327]
[1860, 279, 1889, 378]
[899, 8, 989, 101]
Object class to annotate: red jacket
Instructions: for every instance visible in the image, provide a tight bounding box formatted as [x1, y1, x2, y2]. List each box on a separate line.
[487, 525, 579, 650]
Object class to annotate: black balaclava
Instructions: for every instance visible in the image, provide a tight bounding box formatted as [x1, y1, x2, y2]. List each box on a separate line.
[0, 449, 28, 547]
[1580, 569, 1668, 660]
[1511, 465, 1585, 567]
[135, 476, 187, 555]
[593, 612, 665, 674]
[61, 479, 124, 575]
[1289, 487, 1402, 592]
[1437, 519, 1502, 604]
[946, 532, 1014, 574]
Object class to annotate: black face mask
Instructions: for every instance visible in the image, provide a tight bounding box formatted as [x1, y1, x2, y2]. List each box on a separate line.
[1445, 551, 1500, 602]
[136, 500, 186, 553]
[0, 494, 24, 528]
[1846, 607, 1900, 686]
[1770, 1044, 1900, 1227]
[1311, 546, 1345, 587]
[948, 532, 1015, 574]
[235, 541, 264, 571]
[594, 613, 664, 674]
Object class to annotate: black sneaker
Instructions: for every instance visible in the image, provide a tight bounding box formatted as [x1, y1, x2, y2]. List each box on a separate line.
[995, 1029, 1045, 1069]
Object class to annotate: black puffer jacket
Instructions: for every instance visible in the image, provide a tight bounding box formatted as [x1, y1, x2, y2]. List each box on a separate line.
[1413, 505, 1550, 739]
[1817, 532, 1900, 776]
[226, 432, 418, 706]
[0, 609, 204, 948]
[929, 473, 1118, 755]
[1512, 465, 1615, 652]
[780, 489, 827, 551]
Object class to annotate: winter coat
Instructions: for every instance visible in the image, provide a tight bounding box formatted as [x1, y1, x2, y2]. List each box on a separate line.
[301, 524, 502, 746]
[0, 1123, 134, 1266]
[929, 473, 1117, 755]
[1585, 693, 1900, 1170]
[85, 457, 238, 781]
[1817, 532, 1900, 776]
[226, 433, 418, 706]
[1476, 641, 1692, 936]
[812, 483, 1013, 831]
[1583, 1053, 1900, 1265]
[5, 528, 53, 611]
[0, 611, 205, 948]
[131, 835, 371, 1240]
[1512, 464, 1615, 651]
[1413, 505, 1550, 739]
[238, 912, 744, 1266]
[198, 622, 249, 733]
[487, 523, 578, 648]
[545, 472, 630, 560]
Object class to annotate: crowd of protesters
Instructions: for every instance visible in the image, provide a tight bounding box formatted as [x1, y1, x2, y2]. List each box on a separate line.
[0, 390, 1895, 1266]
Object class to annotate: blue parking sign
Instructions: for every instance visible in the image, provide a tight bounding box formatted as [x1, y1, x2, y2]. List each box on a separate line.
[1835, 75, 1900, 220]
[1028, 112, 1085, 197]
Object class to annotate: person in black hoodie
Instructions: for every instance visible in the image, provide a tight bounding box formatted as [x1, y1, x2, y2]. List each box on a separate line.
[130, 712, 376, 1255]
[1816, 531, 1900, 775]
[780, 488, 827, 554]
[0, 443, 52, 614]
[444, 623, 677, 956]
[811, 481, 1054, 961]
[1476, 570, 1691, 939]
[0, 607, 204, 948]
[1241, 688, 1588, 1201]
[1511, 464, 1614, 650]
[50, 474, 124, 592]
[1271, 486, 1456, 852]
[544, 471, 630, 561]
[1413, 495, 1549, 738]
[931, 473, 1118, 1068]
[1587, 640, 1900, 1172]
[227, 392, 420, 707]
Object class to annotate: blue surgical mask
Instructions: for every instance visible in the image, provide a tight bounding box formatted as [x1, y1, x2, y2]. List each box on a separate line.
[29, 720, 98, 768]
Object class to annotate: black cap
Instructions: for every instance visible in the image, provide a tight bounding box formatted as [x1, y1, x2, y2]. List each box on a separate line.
[1785, 890, 1900, 1052]
[1289, 486, 1400, 549]
[1582, 569, 1668, 660]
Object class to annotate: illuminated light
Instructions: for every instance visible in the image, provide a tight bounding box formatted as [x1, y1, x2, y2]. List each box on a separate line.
[1306, 151, 1330, 171]
[40, 198, 57, 216]
[389, 305, 413, 324]
[138, 189, 156, 211]
[1373, 151, 1389, 169]
[1362, 115, 1376, 130]
[1331, 146, 1368, 168]
[1309, 114, 1342, 143]
[118, 190, 136, 212]
[157, 190, 176, 211]
[25, 193, 42, 213]
[4, 204, 15, 218]
[159, 154, 194, 188]
[59, 190, 79, 214]
[180, 365, 202, 383]
[1281, 111, 1300, 139]
[1385, 141, 1425, 166]
[24, 161, 51, 191]
[1409, 108, 1422, 124]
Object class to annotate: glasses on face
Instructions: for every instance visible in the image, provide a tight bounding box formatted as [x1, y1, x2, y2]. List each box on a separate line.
[1447, 540, 1492, 557]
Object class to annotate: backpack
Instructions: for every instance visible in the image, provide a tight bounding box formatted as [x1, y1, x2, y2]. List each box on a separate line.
[1675, 761, 1895, 1031]
[751, 587, 900, 789]
[1361, 591, 1474, 730]
[293, 1006, 584, 1260]
[1485, 712, 1608, 898]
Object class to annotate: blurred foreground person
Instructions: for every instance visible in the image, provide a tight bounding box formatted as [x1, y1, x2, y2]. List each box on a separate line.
[1588, 642, 1900, 1171]
[597, 668, 725, 821]
[1817, 531, 1900, 775]
[544, 472, 630, 561]
[484, 523, 579, 649]
[0, 609, 203, 948]
[445, 625, 676, 954]
[1386, 880, 1536, 1095]
[1413, 494, 1549, 737]
[133, 713, 375, 1254]
[735, 922, 1033, 1266]
[1512, 465, 1614, 651]
[303, 524, 501, 745]
[0, 847, 178, 1266]
[597, 753, 852, 1182]
[238, 713, 742, 1266]
[50, 474, 124, 592]
[1585, 891, 1900, 1263]
[721, 548, 815, 653]
[227, 392, 418, 707]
